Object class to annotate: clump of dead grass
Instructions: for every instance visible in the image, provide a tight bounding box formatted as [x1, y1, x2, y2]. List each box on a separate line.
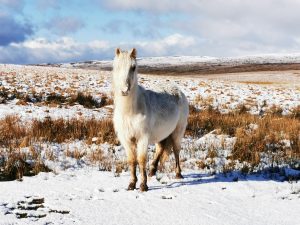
[0, 116, 27, 147]
[187, 104, 300, 171]
[30, 117, 116, 144]
[238, 81, 277, 85]
[0, 88, 113, 109]
[46, 92, 66, 104]
[87, 148, 112, 171]
[266, 105, 283, 116]
[69, 92, 99, 108]
[193, 94, 214, 109]
[99, 93, 114, 107]
[0, 147, 51, 181]
[0, 115, 116, 147]
[65, 148, 86, 160]
[289, 105, 300, 119]
[0, 115, 116, 180]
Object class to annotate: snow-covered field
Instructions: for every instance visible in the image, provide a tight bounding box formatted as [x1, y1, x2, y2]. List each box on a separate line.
[1, 63, 299, 121]
[0, 58, 300, 225]
[1, 169, 299, 225]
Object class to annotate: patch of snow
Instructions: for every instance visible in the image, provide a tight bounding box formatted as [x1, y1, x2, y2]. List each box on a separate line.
[0, 169, 299, 225]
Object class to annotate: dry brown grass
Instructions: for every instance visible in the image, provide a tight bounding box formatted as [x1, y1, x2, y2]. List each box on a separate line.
[266, 105, 283, 116]
[0, 147, 51, 181]
[46, 92, 66, 104]
[290, 105, 300, 119]
[187, 105, 300, 170]
[30, 117, 116, 144]
[0, 115, 116, 180]
[45, 91, 113, 108]
[193, 94, 214, 108]
[0, 116, 27, 147]
[68, 92, 99, 108]
[1, 102, 299, 180]
[238, 81, 278, 85]
[0, 88, 113, 109]
[65, 148, 86, 159]
[0, 115, 116, 147]
[87, 148, 112, 171]
[99, 93, 114, 107]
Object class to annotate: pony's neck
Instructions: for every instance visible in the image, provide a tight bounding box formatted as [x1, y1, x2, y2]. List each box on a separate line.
[114, 84, 139, 115]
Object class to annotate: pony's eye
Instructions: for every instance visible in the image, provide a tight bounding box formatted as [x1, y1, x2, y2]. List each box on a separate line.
[131, 65, 136, 71]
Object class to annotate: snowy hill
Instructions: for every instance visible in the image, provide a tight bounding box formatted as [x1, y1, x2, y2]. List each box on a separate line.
[51, 53, 300, 74]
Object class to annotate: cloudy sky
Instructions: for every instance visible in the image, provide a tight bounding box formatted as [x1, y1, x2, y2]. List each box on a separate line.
[1, 0, 300, 64]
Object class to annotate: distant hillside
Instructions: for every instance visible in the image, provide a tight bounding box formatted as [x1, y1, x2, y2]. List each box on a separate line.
[35, 54, 300, 75]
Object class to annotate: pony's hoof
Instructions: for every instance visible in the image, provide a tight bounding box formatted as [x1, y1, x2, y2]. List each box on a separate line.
[175, 173, 184, 179]
[140, 183, 148, 192]
[148, 169, 156, 177]
[127, 182, 136, 191]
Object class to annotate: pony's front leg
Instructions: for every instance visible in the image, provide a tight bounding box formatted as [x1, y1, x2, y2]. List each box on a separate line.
[128, 160, 137, 190]
[124, 142, 137, 190]
[137, 138, 149, 192]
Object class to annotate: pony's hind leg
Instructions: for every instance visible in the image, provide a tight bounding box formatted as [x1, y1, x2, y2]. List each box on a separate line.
[173, 140, 184, 179]
[149, 137, 172, 177]
[149, 143, 164, 177]
[171, 125, 186, 179]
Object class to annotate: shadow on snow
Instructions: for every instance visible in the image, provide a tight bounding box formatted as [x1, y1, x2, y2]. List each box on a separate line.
[149, 167, 300, 191]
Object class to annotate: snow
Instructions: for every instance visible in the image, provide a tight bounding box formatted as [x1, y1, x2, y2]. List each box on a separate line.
[136, 53, 300, 67]
[0, 62, 299, 121]
[0, 169, 299, 225]
[0, 100, 110, 121]
[0, 58, 300, 224]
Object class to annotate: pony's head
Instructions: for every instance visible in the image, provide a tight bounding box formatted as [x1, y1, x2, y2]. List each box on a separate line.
[113, 48, 137, 96]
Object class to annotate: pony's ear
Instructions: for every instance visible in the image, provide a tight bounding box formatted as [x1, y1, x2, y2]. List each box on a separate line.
[130, 48, 137, 59]
[115, 48, 121, 56]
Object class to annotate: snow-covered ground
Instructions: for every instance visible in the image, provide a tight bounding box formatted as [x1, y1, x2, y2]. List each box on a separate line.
[0, 64, 299, 121]
[0, 60, 300, 225]
[0, 169, 299, 225]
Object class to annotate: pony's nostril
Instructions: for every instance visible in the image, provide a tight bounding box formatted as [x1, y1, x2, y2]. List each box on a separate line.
[121, 90, 129, 96]
[121, 85, 130, 96]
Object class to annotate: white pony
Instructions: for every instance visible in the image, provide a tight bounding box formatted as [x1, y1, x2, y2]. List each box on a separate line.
[112, 48, 189, 191]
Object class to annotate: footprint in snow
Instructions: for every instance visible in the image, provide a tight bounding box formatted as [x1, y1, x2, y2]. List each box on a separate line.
[2, 196, 70, 220]
[157, 175, 172, 184]
[161, 194, 175, 200]
[98, 188, 105, 192]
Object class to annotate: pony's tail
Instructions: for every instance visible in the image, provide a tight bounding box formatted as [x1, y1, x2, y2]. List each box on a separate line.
[160, 136, 173, 164]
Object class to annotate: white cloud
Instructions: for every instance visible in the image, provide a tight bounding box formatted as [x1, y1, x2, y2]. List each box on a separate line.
[0, 34, 199, 64]
[100, 0, 197, 13]
[2, 0, 300, 63]
[136, 33, 197, 56]
[1, 37, 111, 64]
[99, 0, 300, 56]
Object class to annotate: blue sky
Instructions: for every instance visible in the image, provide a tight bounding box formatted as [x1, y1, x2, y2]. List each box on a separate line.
[1, 0, 300, 64]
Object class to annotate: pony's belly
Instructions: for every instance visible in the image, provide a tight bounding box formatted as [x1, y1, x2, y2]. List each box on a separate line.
[149, 118, 178, 144]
